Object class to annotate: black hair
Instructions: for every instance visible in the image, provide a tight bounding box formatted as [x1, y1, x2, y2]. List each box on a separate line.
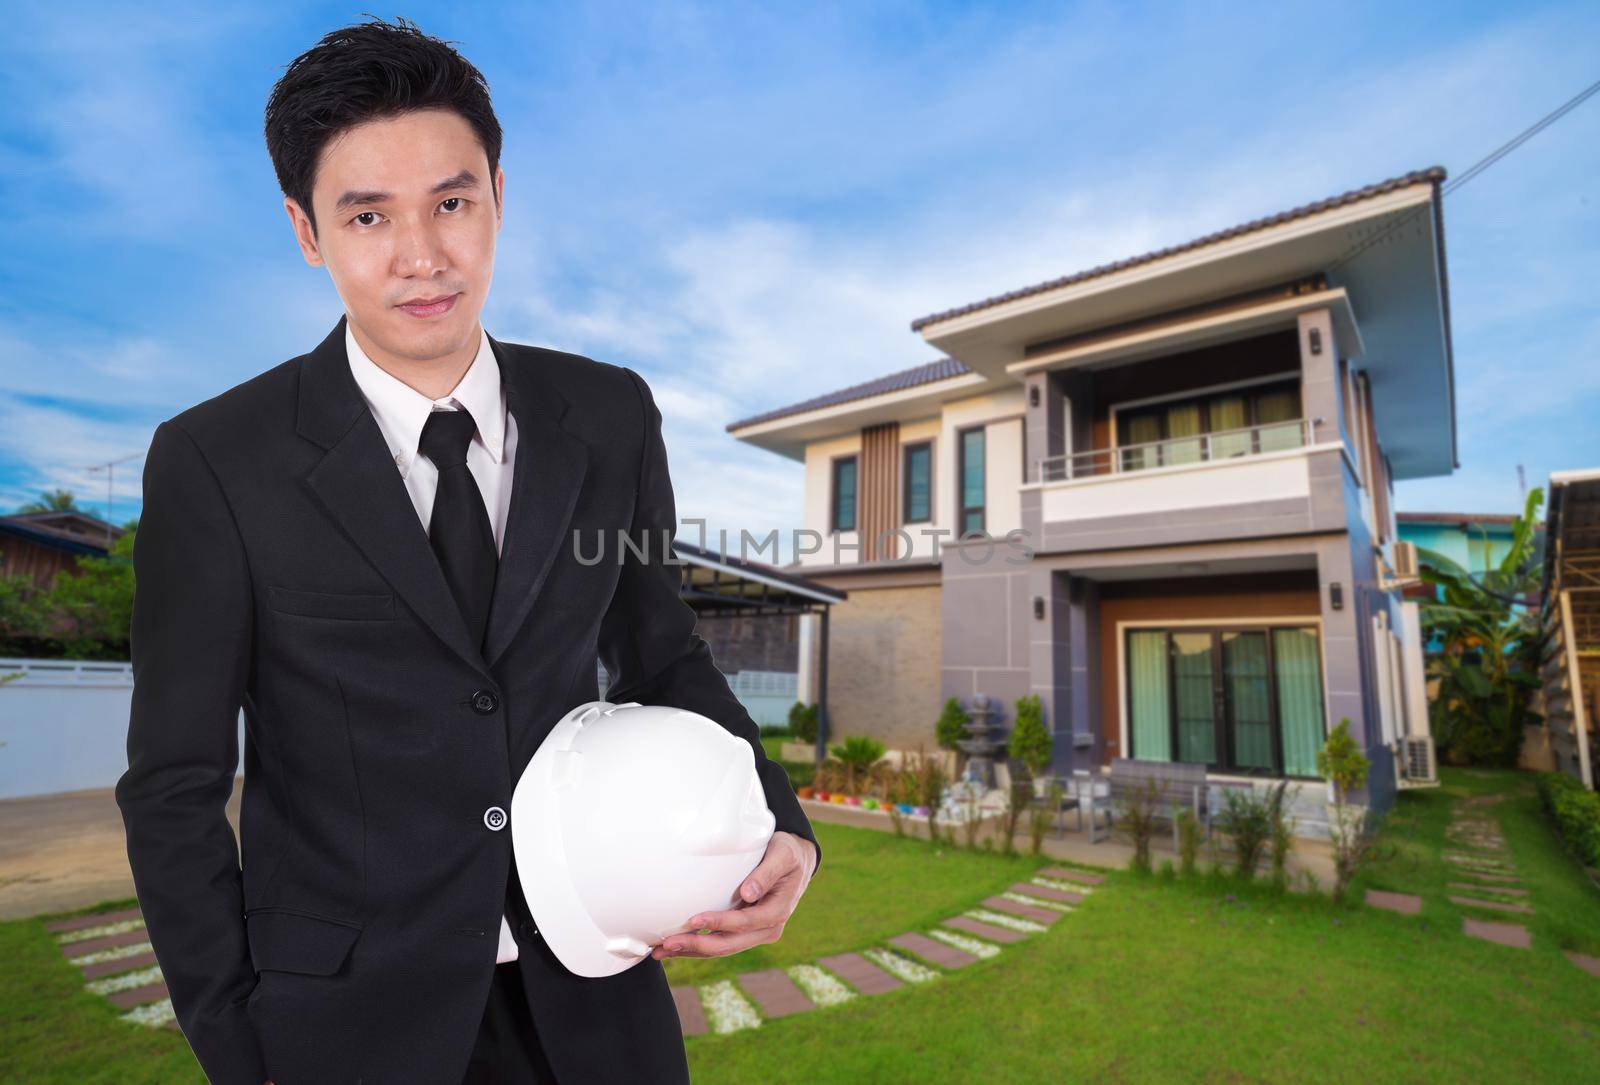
[263, 14, 503, 236]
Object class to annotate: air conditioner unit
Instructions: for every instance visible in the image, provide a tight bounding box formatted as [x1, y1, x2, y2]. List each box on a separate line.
[1392, 540, 1419, 580]
[1401, 734, 1436, 783]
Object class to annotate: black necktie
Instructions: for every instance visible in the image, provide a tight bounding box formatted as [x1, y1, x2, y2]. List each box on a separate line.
[418, 406, 498, 654]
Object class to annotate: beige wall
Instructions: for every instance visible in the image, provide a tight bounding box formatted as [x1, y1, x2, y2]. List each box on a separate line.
[820, 582, 944, 753]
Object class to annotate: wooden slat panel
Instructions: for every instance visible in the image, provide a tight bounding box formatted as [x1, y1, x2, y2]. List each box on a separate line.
[858, 422, 899, 561]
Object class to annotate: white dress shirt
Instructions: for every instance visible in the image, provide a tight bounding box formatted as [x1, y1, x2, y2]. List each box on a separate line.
[345, 319, 524, 964]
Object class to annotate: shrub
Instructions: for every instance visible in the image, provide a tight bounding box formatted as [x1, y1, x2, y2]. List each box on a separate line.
[1027, 779, 1062, 857]
[788, 700, 819, 745]
[1176, 807, 1199, 877]
[1008, 694, 1051, 773]
[936, 696, 971, 751]
[1269, 783, 1300, 890]
[1537, 772, 1600, 868]
[1217, 784, 1278, 880]
[1318, 718, 1373, 904]
[1116, 777, 1165, 874]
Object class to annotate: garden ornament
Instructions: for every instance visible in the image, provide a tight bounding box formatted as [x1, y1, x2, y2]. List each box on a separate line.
[509, 699, 776, 977]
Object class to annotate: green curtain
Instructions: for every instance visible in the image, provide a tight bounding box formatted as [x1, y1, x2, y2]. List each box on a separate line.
[1128, 631, 1171, 761]
[1224, 632, 1273, 770]
[1255, 388, 1302, 452]
[1165, 403, 1203, 465]
[1273, 627, 1325, 776]
[1208, 394, 1251, 459]
[1171, 632, 1215, 763]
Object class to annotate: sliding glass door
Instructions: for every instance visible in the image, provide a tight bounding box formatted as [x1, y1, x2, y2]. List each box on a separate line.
[1125, 625, 1326, 776]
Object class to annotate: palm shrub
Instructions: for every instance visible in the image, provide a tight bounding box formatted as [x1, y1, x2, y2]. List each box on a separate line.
[1418, 486, 1545, 766]
[1318, 718, 1373, 903]
[1027, 780, 1063, 856]
[828, 735, 885, 795]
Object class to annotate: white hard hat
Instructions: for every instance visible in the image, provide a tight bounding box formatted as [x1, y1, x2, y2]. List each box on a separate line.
[510, 699, 776, 978]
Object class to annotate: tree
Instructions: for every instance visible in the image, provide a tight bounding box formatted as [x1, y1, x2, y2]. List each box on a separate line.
[1417, 486, 1545, 766]
[15, 489, 85, 514]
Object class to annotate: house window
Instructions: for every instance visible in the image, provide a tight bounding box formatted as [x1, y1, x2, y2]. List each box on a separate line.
[958, 426, 985, 535]
[831, 455, 858, 533]
[902, 441, 932, 524]
[1125, 625, 1325, 777]
[1116, 380, 1302, 471]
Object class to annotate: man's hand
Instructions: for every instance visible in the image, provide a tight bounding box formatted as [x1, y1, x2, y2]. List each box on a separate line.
[651, 830, 817, 959]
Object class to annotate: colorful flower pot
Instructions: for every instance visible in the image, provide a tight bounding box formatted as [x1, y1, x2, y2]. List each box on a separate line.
[896, 803, 914, 814]
[862, 798, 879, 810]
[797, 786, 814, 799]
[846, 795, 861, 806]
[914, 805, 930, 817]
[830, 794, 846, 804]
[815, 791, 829, 801]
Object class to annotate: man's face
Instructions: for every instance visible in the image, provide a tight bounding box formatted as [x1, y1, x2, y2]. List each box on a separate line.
[286, 107, 503, 364]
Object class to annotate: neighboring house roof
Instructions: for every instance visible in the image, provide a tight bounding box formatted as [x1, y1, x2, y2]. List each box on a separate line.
[7, 510, 125, 545]
[0, 515, 115, 557]
[724, 356, 971, 432]
[672, 538, 847, 607]
[908, 166, 1447, 332]
[1396, 512, 1520, 529]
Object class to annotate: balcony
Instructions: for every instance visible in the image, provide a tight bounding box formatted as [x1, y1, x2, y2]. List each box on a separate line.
[1039, 418, 1314, 482]
[1025, 419, 1341, 552]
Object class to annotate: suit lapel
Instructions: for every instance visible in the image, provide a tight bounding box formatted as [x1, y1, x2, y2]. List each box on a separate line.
[481, 329, 589, 670]
[295, 314, 588, 677]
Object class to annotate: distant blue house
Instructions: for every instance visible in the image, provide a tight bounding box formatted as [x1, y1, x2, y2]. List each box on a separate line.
[1395, 511, 1537, 653]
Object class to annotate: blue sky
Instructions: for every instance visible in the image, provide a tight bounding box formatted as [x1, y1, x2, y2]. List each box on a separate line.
[2, 2, 1597, 552]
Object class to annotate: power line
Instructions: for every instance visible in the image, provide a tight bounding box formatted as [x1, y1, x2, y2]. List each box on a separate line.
[1327, 74, 1600, 275]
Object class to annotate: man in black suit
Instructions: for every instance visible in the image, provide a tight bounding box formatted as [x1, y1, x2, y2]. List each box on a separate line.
[114, 16, 820, 1085]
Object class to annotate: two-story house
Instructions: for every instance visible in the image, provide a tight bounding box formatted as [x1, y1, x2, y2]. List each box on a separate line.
[728, 168, 1454, 817]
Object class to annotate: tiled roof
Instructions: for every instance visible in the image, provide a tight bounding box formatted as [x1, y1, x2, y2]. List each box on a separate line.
[908, 167, 1448, 332]
[725, 356, 972, 432]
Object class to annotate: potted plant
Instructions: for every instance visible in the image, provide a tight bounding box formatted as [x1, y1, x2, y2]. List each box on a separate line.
[1008, 694, 1053, 798]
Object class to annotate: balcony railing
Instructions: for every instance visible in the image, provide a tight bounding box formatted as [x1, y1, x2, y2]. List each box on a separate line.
[1038, 418, 1314, 483]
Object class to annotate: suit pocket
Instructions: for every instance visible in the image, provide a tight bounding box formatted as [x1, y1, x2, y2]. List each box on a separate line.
[266, 584, 395, 621]
[245, 908, 364, 975]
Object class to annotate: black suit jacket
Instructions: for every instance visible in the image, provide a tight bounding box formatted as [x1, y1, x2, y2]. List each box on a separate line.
[115, 313, 820, 1085]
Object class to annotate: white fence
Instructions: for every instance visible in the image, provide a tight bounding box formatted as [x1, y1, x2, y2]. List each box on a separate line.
[0, 658, 802, 801]
[0, 657, 249, 801]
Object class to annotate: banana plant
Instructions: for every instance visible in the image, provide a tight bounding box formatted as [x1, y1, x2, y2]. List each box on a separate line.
[1415, 486, 1546, 765]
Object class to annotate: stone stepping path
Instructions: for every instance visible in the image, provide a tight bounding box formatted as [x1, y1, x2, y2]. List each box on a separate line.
[735, 967, 817, 1019]
[672, 864, 1108, 1036]
[44, 867, 1122, 1040]
[1365, 889, 1422, 916]
[47, 909, 180, 1031]
[1357, 791, 1590, 968]
[1448, 894, 1534, 916]
[1463, 917, 1531, 949]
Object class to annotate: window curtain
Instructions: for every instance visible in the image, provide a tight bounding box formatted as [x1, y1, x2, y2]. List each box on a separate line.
[1128, 631, 1171, 761]
[1224, 632, 1274, 770]
[834, 460, 856, 532]
[1208, 394, 1251, 459]
[960, 429, 985, 533]
[1171, 632, 1215, 763]
[1122, 412, 1161, 471]
[1255, 388, 1302, 452]
[1165, 403, 1203, 465]
[1273, 627, 1325, 776]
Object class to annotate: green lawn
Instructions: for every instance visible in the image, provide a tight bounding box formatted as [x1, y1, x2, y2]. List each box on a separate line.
[7, 768, 1598, 1084]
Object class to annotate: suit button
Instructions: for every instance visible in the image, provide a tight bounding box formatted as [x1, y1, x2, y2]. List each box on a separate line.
[483, 806, 507, 831]
[471, 690, 499, 715]
[519, 919, 537, 939]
